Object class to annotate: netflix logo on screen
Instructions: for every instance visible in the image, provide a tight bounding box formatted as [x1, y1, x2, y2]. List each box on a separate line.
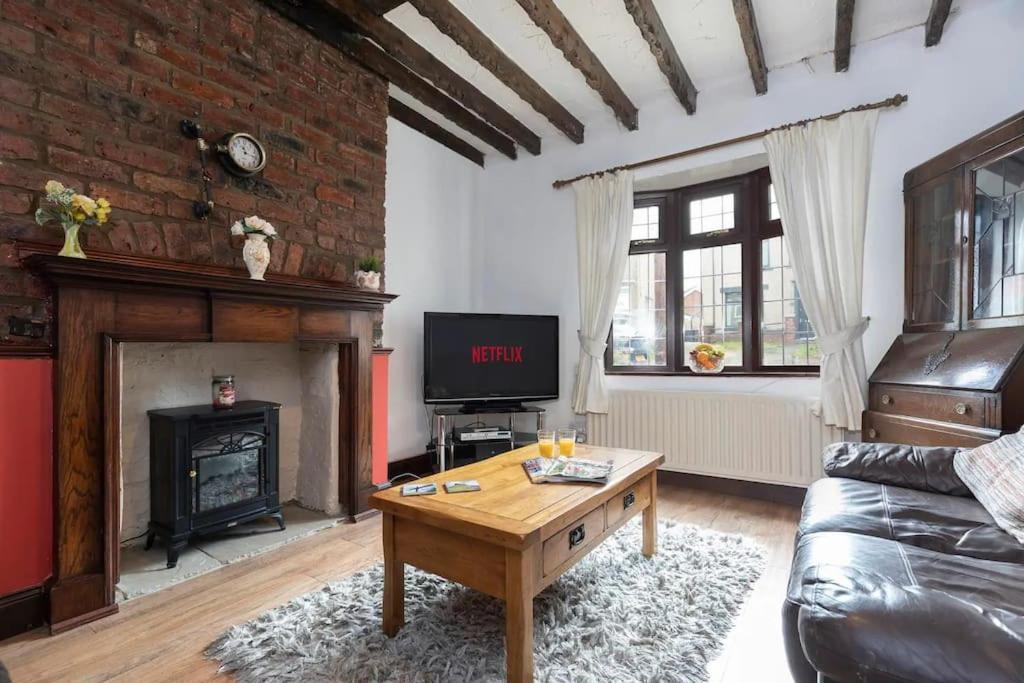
[424, 312, 559, 403]
[471, 345, 524, 364]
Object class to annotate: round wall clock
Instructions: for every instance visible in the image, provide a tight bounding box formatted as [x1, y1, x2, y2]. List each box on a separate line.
[216, 132, 267, 177]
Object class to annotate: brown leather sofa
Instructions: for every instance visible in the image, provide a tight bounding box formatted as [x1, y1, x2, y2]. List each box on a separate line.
[784, 442, 1024, 683]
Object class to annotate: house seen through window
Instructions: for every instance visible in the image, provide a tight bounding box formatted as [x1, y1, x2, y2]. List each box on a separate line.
[609, 168, 821, 374]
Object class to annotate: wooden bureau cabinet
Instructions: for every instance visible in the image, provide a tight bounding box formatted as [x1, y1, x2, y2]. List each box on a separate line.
[865, 328, 1024, 447]
[866, 109, 1024, 448]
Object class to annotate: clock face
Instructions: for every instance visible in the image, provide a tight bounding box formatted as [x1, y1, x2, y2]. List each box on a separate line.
[227, 134, 265, 173]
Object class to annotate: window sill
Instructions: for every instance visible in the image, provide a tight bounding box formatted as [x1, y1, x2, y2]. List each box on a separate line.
[604, 369, 820, 378]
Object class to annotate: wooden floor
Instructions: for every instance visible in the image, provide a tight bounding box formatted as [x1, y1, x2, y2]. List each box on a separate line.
[0, 483, 800, 683]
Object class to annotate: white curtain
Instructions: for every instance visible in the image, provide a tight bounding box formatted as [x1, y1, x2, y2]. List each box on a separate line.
[763, 109, 879, 430]
[571, 170, 634, 414]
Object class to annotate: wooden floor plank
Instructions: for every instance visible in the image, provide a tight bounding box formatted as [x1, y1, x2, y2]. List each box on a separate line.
[0, 484, 799, 683]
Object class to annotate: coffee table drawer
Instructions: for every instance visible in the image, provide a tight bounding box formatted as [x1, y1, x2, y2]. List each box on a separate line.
[543, 506, 605, 575]
[605, 476, 651, 529]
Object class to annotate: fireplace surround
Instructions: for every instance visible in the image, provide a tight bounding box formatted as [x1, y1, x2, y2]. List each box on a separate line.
[18, 242, 396, 633]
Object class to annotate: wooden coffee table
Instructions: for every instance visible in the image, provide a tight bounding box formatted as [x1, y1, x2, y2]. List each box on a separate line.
[369, 444, 664, 682]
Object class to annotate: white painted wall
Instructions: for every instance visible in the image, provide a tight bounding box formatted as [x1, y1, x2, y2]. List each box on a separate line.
[469, 0, 1024, 431]
[383, 118, 484, 461]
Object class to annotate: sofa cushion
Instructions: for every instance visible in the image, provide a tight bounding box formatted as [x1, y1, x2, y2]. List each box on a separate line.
[799, 477, 1024, 564]
[785, 531, 1024, 683]
[954, 428, 1024, 544]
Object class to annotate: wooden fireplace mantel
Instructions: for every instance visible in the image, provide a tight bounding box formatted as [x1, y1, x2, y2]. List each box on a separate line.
[17, 242, 396, 633]
[17, 241, 397, 310]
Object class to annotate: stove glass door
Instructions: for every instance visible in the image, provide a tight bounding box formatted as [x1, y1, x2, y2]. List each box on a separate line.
[191, 431, 265, 514]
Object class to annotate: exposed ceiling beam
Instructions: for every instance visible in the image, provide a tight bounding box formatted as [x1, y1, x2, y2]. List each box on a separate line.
[924, 0, 953, 47]
[731, 0, 767, 95]
[834, 0, 855, 72]
[623, 0, 697, 115]
[329, 0, 542, 155]
[406, 0, 584, 144]
[342, 35, 518, 159]
[256, 0, 518, 159]
[514, 0, 638, 130]
[360, 0, 406, 15]
[389, 97, 484, 166]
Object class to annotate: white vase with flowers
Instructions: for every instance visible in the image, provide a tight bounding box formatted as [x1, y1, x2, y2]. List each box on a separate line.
[231, 216, 277, 280]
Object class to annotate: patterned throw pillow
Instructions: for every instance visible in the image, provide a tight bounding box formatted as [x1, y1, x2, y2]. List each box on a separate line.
[953, 428, 1024, 545]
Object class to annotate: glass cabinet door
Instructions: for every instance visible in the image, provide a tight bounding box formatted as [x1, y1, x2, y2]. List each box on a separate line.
[907, 174, 961, 329]
[970, 149, 1024, 323]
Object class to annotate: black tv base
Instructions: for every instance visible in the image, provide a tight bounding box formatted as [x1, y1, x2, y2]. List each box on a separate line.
[440, 402, 536, 414]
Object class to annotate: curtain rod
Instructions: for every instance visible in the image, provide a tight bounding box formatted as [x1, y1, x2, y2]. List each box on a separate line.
[552, 93, 908, 189]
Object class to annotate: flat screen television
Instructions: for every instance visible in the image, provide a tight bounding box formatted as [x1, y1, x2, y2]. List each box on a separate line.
[423, 312, 559, 405]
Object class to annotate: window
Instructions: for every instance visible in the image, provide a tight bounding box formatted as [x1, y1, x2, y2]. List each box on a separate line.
[761, 236, 821, 366]
[689, 193, 735, 234]
[607, 170, 819, 374]
[631, 205, 660, 241]
[681, 243, 744, 366]
[611, 252, 666, 366]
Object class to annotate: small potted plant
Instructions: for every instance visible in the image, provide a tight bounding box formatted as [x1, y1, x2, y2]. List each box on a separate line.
[34, 180, 111, 259]
[354, 256, 382, 290]
[230, 216, 277, 280]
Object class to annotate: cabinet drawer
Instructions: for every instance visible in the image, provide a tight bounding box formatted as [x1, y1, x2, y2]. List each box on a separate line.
[605, 475, 651, 530]
[862, 411, 998, 448]
[542, 506, 605, 576]
[869, 384, 992, 427]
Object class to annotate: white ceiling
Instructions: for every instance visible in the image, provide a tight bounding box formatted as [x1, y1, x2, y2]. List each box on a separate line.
[385, 0, 967, 156]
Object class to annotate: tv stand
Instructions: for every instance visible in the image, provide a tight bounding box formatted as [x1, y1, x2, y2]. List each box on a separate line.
[431, 404, 546, 472]
[458, 401, 525, 413]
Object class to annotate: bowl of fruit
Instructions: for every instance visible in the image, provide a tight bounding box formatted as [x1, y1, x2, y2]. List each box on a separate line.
[688, 343, 726, 374]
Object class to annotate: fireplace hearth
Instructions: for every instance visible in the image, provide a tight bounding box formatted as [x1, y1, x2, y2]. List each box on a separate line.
[146, 401, 284, 568]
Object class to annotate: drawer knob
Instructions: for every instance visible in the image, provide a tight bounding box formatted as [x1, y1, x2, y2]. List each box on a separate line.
[568, 523, 586, 549]
[955, 402, 968, 415]
[623, 491, 636, 509]
[188, 469, 197, 478]
[880, 394, 892, 405]
[867, 428, 878, 439]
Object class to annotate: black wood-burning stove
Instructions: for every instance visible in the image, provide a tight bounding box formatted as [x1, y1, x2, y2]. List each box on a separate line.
[146, 400, 284, 567]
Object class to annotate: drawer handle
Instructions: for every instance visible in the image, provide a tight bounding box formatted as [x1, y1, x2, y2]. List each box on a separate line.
[954, 402, 969, 415]
[568, 523, 586, 549]
[880, 394, 892, 405]
[623, 491, 636, 509]
[867, 428, 878, 439]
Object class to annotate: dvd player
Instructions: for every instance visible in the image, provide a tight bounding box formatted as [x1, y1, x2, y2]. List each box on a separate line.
[453, 427, 513, 442]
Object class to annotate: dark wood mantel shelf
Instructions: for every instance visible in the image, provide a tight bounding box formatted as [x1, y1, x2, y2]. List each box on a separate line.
[17, 241, 395, 636]
[17, 241, 396, 310]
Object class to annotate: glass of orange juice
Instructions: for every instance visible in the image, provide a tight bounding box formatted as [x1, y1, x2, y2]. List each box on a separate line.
[557, 428, 576, 456]
[537, 429, 555, 457]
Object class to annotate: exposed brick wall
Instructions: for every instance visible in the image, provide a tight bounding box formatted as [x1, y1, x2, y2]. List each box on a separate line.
[0, 0, 388, 346]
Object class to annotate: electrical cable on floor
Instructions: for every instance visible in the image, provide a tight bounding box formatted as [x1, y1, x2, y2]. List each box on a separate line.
[376, 472, 421, 490]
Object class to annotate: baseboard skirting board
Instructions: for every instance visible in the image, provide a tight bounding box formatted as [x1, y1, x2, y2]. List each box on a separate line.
[657, 470, 807, 506]
[387, 453, 807, 507]
[387, 453, 433, 480]
[0, 584, 48, 641]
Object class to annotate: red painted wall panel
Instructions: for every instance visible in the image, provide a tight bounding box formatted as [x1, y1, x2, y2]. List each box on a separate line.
[372, 350, 390, 485]
[0, 359, 53, 596]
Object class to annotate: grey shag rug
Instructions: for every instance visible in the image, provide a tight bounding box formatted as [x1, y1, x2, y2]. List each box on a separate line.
[207, 520, 765, 682]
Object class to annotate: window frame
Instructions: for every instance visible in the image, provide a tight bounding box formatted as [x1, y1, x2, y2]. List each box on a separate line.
[605, 167, 819, 376]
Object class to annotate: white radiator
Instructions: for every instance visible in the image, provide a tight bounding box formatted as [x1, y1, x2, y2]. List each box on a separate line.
[586, 390, 845, 486]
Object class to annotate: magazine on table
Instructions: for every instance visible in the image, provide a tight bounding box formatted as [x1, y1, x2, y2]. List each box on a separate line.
[522, 456, 613, 484]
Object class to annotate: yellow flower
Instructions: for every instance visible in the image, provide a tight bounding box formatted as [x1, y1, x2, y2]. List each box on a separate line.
[71, 194, 97, 217]
[45, 180, 65, 196]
